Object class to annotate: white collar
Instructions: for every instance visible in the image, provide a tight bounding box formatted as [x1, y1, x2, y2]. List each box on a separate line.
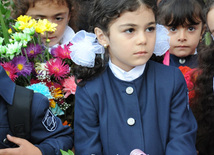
[60, 26, 75, 45]
[50, 26, 75, 49]
[109, 60, 146, 82]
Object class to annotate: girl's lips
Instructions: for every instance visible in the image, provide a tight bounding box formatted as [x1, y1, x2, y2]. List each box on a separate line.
[48, 37, 56, 39]
[134, 51, 147, 55]
[176, 45, 188, 48]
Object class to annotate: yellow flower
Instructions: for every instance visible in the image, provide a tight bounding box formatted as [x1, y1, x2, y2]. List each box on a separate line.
[16, 15, 34, 30]
[49, 99, 56, 108]
[27, 19, 37, 28]
[34, 19, 57, 34]
[51, 87, 64, 99]
[8, 28, 12, 34]
[16, 15, 32, 23]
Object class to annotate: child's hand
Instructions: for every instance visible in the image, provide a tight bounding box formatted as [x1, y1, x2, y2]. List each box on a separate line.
[0, 135, 42, 155]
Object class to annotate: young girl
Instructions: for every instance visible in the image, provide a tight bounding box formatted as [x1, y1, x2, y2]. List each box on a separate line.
[158, 0, 205, 68]
[12, 0, 75, 48]
[71, 0, 197, 154]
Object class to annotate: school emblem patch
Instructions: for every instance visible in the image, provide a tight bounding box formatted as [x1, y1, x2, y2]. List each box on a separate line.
[42, 109, 57, 132]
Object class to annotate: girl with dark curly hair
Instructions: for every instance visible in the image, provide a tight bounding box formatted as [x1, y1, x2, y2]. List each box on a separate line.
[70, 0, 197, 154]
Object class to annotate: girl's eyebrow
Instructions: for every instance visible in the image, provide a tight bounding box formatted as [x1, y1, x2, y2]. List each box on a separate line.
[32, 12, 67, 17]
[119, 22, 156, 27]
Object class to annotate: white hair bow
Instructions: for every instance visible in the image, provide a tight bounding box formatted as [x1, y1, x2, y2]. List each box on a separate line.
[70, 30, 105, 67]
[153, 24, 170, 56]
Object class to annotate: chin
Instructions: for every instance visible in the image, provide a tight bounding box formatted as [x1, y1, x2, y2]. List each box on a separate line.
[172, 51, 193, 58]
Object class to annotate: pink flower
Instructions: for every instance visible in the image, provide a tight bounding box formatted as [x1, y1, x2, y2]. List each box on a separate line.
[51, 44, 72, 59]
[46, 58, 70, 81]
[1, 62, 18, 81]
[62, 76, 77, 98]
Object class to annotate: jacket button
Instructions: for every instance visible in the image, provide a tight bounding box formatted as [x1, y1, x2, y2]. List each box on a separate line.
[179, 58, 186, 64]
[127, 118, 135, 126]
[126, 87, 134, 94]
[3, 138, 7, 143]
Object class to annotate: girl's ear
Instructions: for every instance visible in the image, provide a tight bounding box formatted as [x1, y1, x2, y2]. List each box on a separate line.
[94, 27, 109, 46]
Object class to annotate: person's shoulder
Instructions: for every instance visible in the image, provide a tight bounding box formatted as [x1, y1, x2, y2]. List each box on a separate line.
[148, 60, 180, 72]
[31, 92, 49, 110]
[148, 60, 184, 81]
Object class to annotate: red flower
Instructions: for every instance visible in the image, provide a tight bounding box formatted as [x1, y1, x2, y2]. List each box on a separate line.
[46, 58, 70, 81]
[51, 44, 72, 59]
[179, 66, 198, 105]
[179, 66, 192, 76]
[1, 62, 18, 81]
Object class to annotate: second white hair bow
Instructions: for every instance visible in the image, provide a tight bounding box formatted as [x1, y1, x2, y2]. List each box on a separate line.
[70, 30, 105, 67]
[153, 24, 170, 56]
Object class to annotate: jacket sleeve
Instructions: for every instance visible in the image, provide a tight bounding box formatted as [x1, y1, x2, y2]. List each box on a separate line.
[165, 68, 197, 155]
[74, 86, 102, 155]
[30, 93, 73, 155]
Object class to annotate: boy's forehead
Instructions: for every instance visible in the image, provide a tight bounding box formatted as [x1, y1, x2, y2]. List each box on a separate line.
[26, 1, 69, 16]
[30, 0, 68, 8]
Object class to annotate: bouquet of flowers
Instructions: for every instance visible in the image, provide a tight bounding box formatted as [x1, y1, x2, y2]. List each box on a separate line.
[0, 15, 76, 126]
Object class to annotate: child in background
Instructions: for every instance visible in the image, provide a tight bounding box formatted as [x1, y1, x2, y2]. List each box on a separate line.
[71, 0, 197, 154]
[12, 0, 75, 48]
[191, 43, 214, 155]
[188, 1, 214, 154]
[158, 0, 206, 68]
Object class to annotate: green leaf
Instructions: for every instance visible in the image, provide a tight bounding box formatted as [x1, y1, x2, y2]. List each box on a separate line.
[0, 4, 9, 44]
[204, 32, 212, 46]
[60, 149, 74, 155]
[5, 10, 11, 19]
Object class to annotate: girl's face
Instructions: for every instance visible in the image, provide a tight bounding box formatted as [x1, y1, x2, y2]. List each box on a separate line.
[96, 5, 156, 72]
[26, 1, 70, 46]
[166, 21, 204, 57]
[207, 6, 214, 37]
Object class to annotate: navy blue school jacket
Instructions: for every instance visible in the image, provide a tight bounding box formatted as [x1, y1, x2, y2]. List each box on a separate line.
[0, 66, 73, 154]
[74, 60, 197, 155]
[170, 54, 198, 68]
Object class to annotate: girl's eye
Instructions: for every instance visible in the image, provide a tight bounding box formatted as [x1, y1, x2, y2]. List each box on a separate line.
[188, 27, 195, 31]
[34, 17, 42, 21]
[125, 28, 135, 33]
[56, 17, 64, 21]
[146, 26, 155, 32]
[169, 27, 177, 32]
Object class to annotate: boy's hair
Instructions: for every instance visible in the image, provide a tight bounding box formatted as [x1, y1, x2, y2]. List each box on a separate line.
[157, 0, 205, 27]
[12, 0, 73, 18]
[89, 0, 157, 34]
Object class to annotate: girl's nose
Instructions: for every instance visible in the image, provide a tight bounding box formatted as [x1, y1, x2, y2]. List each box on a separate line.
[137, 32, 147, 45]
[178, 29, 187, 42]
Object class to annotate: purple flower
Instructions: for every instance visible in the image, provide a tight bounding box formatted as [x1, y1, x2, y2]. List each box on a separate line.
[22, 43, 42, 58]
[12, 56, 32, 77]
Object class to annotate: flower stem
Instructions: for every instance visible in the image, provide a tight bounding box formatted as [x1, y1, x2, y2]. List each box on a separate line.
[45, 32, 49, 61]
[24, 48, 29, 63]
